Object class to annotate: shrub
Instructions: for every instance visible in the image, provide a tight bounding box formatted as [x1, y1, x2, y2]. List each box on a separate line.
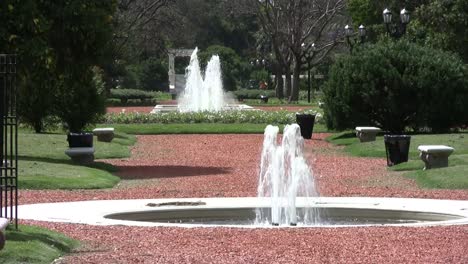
[109, 89, 154, 103]
[138, 58, 168, 91]
[323, 39, 468, 133]
[55, 67, 106, 133]
[18, 68, 57, 133]
[233, 89, 276, 100]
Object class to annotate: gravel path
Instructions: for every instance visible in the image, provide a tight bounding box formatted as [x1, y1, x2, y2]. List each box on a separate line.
[20, 134, 468, 263]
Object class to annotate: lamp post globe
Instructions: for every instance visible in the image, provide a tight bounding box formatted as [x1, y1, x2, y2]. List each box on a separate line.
[358, 25, 366, 37]
[400, 8, 410, 24]
[383, 8, 392, 24]
[344, 24, 353, 37]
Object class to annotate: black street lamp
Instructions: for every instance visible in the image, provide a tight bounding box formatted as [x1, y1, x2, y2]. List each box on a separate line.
[301, 42, 316, 103]
[251, 58, 269, 89]
[345, 24, 366, 53]
[383, 8, 410, 38]
[251, 58, 268, 69]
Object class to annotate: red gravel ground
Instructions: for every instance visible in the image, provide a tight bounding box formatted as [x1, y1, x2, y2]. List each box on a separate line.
[20, 134, 468, 263]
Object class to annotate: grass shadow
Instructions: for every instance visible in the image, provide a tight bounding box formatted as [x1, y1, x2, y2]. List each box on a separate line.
[18, 156, 118, 173]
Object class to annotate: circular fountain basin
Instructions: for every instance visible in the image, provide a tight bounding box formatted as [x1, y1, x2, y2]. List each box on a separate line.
[150, 104, 255, 113]
[18, 197, 468, 228]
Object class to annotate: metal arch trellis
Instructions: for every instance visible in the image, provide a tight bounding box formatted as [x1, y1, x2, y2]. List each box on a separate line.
[0, 54, 18, 228]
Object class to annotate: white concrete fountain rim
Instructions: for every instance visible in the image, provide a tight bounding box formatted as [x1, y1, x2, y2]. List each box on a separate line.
[18, 197, 468, 228]
[150, 104, 255, 113]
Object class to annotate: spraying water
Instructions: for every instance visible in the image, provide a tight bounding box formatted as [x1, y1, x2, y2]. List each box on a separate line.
[178, 48, 227, 112]
[256, 124, 320, 226]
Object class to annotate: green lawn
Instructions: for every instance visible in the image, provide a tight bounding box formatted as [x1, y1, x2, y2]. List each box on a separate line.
[99, 123, 329, 135]
[17, 129, 136, 189]
[327, 132, 468, 189]
[19, 129, 136, 160]
[19, 160, 119, 189]
[2, 225, 79, 264]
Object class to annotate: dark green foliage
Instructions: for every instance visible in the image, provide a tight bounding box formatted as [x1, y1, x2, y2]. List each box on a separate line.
[323, 39, 468, 133]
[137, 58, 168, 91]
[233, 89, 276, 100]
[109, 89, 154, 103]
[198, 45, 249, 91]
[49, 1, 115, 132]
[56, 67, 106, 133]
[0, 0, 116, 133]
[1, 0, 56, 133]
[119, 58, 168, 92]
[17, 70, 57, 133]
[412, 0, 468, 63]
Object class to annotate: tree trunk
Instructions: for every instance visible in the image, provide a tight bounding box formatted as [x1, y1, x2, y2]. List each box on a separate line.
[290, 58, 301, 102]
[33, 121, 43, 134]
[275, 68, 284, 99]
[285, 69, 292, 99]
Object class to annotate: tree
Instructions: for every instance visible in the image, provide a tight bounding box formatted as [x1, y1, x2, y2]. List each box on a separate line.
[347, 0, 427, 35]
[413, 0, 468, 63]
[253, 0, 346, 102]
[48, 1, 116, 132]
[113, 0, 171, 55]
[1, 1, 117, 133]
[323, 39, 468, 133]
[0, 0, 58, 132]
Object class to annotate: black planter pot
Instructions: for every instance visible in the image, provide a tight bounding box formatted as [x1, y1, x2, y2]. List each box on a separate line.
[67, 132, 93, 148]
[296, 114, 316, 139]
[171, 93, 177, 100]
[384, 135, 411, 166]
[259, 95, 269, 103]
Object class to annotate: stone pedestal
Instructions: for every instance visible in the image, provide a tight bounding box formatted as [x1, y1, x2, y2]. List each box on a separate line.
[65, 147, 95, 164]
[355, 127, 381, 142]
[0, 218, 9, 250]
[418, 145, 454, 170]
[93, 128, 115, 142]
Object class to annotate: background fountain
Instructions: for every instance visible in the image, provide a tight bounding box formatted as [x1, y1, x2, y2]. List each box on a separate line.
[151, 48, 253, 113]
[177, 48, 226, 112]
[256, 124, 320, 226]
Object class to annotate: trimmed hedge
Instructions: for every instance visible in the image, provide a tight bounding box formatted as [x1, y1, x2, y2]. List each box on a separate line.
[233, 89, 276, 100]
[109, 89, 155, 103]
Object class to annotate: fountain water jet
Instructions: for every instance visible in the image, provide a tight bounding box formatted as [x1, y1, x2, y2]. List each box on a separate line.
[151, 48, 253, 113]
[256, 124, 320, 226]
[177, 48, 227, 112]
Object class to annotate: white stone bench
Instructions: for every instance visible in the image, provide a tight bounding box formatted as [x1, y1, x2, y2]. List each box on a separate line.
[93, 128, 114, 142]
[418, 145, 454, 170]
[355, 127, 381, 142]
[65, 147, 95, 164]
[0, 218, 8, 250]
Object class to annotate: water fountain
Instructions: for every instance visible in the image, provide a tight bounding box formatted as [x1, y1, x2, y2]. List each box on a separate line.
[256, 124, 320, 226]
[177, 48, 225, 112]
[151, 48, 253, 113]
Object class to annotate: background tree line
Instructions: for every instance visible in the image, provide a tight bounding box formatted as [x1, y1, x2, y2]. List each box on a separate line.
[1, 0, 467, 133]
